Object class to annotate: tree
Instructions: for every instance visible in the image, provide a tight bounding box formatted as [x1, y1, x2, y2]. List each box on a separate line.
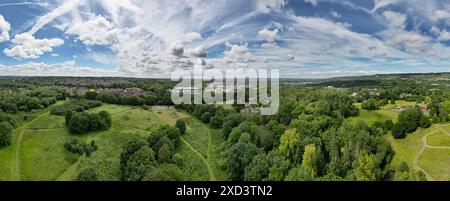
[200, 112, 212, 123]
[284, 167, 313, 181]
[354, 154, 379, 181]
[419, 115, 431, 128]
[278, 128, 302, 164]
[361, 99, 379, 110]
[392, 121, 407, 139]
[227, 142, 262, 180]
[384, 120, 394, 131]
[301, 144, 323, 177]
[67, 112, 90, 134]
[120, 137, 148, 180]
[175, 119, 187, 134]
[76, 168, 98, 181]
[98, 110, 112, 130]
[210, 115, 223, 129]
[244, 153, 270, 181]
[123, 146, 156, 181]
[158, 143, 171, 163]
[143, 164, 185, 181]
[0, 121, 13, 147]
[84, 91, 98, 100]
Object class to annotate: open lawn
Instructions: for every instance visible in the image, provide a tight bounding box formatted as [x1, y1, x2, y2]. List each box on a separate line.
[387, 123, 450, 181]
[0, 103, 227, 181]
[346, 108, 398, 125]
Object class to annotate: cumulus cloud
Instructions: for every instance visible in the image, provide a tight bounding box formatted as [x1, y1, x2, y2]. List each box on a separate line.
[171, 41, 185, 57]
[258, 28, 279, 42]
[66, 15, 118, 46]
[185, 32, 202, 42]
[223, 42, 254, 63]
[433, 10, 450, 21]
[0, 60, 116, 77]
[185, 45, 207, 58]
[0, 15, 10, 42]
[430, 26, 450, 42]
[3, 33, 64, 59]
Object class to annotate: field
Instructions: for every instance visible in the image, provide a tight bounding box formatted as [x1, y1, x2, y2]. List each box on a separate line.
[0, 103, 227, 181]
[349, 101, 450, 181]
[387, 124, 450, 181]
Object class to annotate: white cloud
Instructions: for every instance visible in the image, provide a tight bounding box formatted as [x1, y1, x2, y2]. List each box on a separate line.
[3, 33, 64, 59]
[0, 60, 116, 77]
[431, 27, 450, 41]
[384, 31, 432, 54]
[383, 11, 406, 29]
[0, 14, 10, 42]
[66, 15, 118, 46]
[261, 42, 278, 49]
[29, 0, 83, 35]
[330, 10, 341, 18]
[256, 0, 285, 13]
[433, 10, 450, 21]
[223, 42, 254, 63]
[258, 28, 279, 42]
[185, 32, 202, 42]
[372, 0, 402, 12]
[185, 45, 207, 58]
[305, 0, 318, 6]
[171, 40, 185, 57]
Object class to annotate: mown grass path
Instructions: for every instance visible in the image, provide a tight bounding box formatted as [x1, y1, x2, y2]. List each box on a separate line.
[412, 125, 450, 181]
[11, 112, 51, 180]
[180, 118, 216, 181]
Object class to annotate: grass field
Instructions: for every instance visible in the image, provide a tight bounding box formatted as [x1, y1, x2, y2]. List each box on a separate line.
[387, 124, 450, 181]
[346, 108, 398, 125]
[427, 130, 450, 147]
[0, 103, 227, 181]
[348, 102, 449, 181]
[418, 148, 450, 181]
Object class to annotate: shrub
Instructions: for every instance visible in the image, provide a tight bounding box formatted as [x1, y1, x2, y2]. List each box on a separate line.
[175, 119, 186, 134]
[76, 168, 98, 181]
[0, 121, 13, 147]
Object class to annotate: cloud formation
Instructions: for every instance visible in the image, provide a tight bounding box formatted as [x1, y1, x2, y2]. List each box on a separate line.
[3, 33, 64, 59]
[0, 15, 10, 42]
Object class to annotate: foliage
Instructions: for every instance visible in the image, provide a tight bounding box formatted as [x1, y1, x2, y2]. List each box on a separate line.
[0, 121, 13, 147]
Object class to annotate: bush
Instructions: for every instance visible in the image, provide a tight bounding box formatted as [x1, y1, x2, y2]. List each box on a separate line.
[50, 99, 102, 115]
[66, 110, 112, 134]
[64, 138, 86, 154]
[76, 168, 98, 181]
[361, 99, 379, 110]
[175, 119, 186, 135]
[384, 120, 394, 131]
[0, 121, 13, 147]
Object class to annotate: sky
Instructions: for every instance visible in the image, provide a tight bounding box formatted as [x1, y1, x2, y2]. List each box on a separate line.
[0, 0, 450, 78]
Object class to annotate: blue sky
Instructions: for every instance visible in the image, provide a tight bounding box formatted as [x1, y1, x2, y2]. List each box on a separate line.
[0, 0, 450, 78]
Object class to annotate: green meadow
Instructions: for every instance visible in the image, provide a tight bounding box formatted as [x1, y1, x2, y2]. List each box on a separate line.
[0, 103, 227, 181]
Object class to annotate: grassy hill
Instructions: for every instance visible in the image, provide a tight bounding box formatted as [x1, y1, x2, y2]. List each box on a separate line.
[0, 103, 227, 181]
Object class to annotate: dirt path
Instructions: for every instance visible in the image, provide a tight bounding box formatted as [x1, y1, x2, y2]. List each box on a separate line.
[412, 125, 450, 181]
